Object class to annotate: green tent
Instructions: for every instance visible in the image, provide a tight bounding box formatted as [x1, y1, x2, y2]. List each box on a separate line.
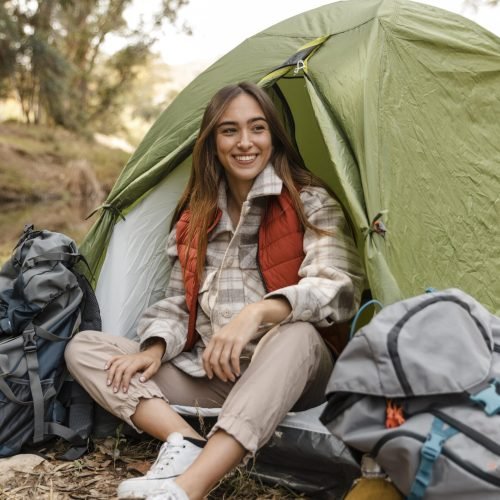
[83, 0, 500, 340]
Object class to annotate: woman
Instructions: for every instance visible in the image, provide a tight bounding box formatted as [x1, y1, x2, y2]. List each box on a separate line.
[65, 82, 365, 500]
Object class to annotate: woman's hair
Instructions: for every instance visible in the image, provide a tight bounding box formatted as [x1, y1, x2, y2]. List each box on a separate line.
[172, 81, 332, 279]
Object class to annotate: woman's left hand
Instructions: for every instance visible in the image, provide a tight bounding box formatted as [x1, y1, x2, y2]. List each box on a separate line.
[202, 304, 261, 382]
[202, 298, 292, 382]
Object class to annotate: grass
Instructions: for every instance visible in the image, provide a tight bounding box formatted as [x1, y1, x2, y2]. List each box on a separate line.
[0, 167, 46, 202]
[0, 121, 130, 199]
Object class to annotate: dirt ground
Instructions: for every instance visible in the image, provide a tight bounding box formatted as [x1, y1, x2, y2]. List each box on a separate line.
[0, 437, 305, 500]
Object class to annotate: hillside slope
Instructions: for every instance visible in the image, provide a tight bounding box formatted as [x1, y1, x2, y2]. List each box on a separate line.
[0, 122, 131, 260]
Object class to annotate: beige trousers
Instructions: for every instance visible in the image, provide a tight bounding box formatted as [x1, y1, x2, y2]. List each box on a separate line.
[64, 322, 333, 454]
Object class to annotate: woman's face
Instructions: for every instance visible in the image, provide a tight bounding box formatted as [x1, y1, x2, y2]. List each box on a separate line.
[215, 93, 272, 197]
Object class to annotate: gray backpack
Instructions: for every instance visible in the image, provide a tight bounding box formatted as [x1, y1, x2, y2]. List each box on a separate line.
[0, 225, 101, 458]
[321, 288, 500, 499]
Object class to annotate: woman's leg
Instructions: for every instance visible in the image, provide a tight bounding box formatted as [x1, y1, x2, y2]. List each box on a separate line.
[132, 354, 238, 441]
[66, 331, 238, 499]
[65, 331, 234, 439]
[175, 322, 334, 499]
[131, 398, 203, 441]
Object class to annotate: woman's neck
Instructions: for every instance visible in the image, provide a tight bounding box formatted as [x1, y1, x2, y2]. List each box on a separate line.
[227, 191, 245, 227]
[225, 176, 254, 226]
[226, 178, 251, 207]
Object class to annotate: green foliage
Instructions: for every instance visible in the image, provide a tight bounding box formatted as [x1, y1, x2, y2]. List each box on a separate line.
[18, 34, 74, 126]
[0, 4, 18, 97]
[1, 0, 190, 132]
[89, 42, 151, 127]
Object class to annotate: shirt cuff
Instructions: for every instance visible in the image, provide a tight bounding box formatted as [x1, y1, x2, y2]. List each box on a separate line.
[140, 326, 185, 362]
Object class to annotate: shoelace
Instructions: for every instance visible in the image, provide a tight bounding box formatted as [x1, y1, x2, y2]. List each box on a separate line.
[146, 442, 186, 476]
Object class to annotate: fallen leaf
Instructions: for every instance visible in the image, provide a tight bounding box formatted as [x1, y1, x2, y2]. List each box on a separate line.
[126, 460, 151, 475]
[53, 462, 75, 472]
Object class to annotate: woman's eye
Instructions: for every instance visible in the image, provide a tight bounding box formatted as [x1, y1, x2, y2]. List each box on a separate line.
[252, 124, 266, 132]
[221, 128, 236, 135]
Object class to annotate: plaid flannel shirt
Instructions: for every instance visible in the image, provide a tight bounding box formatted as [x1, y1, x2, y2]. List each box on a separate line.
[138, 164, 365, 376]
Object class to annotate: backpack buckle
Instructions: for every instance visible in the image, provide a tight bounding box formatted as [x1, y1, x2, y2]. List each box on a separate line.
[408, 418, 458, 500]
[421, 432, 443, 461]
[0, 317, 12, 335]
[23, 330, 37, 353]
[470, 379, 500, 416]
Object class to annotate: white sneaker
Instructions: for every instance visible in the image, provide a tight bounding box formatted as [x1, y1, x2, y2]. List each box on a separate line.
[117, 433, 203, 499]
[145, 480, 189, 500]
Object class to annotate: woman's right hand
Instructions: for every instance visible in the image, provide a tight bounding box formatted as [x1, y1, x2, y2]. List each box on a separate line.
[104, 339, 165, 394]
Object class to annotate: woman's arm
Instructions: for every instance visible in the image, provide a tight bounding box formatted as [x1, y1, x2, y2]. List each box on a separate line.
[202, 297, 291, 382]
[265, 187, 365, 326]
[246, 296, 292, 325]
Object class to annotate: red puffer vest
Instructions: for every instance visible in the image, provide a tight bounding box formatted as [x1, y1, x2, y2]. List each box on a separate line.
[176, 188, 350, 356]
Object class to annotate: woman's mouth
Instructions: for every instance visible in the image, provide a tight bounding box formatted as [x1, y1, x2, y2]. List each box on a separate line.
[234, 154, 257, 163]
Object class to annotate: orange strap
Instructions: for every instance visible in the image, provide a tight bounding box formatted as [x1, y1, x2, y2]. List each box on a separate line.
[385, 400, 406, 429]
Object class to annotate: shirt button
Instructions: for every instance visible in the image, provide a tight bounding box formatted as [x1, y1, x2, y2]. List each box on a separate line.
[226, 256, 234, 266]
[302, 309, 312, 321]
[222, 310, 232, 318]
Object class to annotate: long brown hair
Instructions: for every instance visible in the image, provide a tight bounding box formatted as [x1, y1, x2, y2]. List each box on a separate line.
[172, 81, 331, 279]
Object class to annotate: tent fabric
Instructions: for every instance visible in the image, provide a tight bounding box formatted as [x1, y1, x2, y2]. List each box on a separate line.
[83, 0, 500, 329]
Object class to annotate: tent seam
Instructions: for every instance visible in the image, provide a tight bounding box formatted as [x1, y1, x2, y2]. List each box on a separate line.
[257, 16, 378, 41]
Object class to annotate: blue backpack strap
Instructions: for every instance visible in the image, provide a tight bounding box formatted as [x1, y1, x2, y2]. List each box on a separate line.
[470, 379, 500, 416]
[349, 299, 384, 338]
[407, 417, 458, 500]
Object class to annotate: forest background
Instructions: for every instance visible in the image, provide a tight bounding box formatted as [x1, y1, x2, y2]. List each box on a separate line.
[0, 0, 198, 261]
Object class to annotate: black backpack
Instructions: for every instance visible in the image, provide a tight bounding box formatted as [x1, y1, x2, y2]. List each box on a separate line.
[0, 225, 101, 459]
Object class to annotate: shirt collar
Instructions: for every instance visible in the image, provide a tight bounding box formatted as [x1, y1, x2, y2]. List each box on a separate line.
[216, 163, 283, 209]
[213, 163, 283, 237]
[246, 163, 283, 200]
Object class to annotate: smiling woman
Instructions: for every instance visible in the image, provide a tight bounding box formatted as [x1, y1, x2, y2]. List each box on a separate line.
[64, 81, 366, 500]
[215, 94, 272, 211]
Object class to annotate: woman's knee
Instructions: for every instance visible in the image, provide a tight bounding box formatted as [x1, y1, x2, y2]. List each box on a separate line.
[253, 322, 327, 367]
[64, 330, 102, 369]
[278, 321, 323, 350]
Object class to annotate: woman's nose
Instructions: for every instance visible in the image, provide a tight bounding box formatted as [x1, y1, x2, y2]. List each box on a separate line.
[237, 132, 252, 149]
